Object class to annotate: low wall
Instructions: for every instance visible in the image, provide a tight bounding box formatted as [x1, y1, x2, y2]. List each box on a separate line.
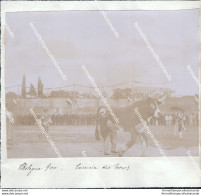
[13, 97, 198, 114]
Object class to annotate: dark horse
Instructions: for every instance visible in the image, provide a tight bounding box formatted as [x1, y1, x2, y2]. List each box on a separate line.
[95, 95, 165, 156]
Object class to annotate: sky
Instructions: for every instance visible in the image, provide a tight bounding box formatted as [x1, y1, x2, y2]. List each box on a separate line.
[5, 9, 200, 96]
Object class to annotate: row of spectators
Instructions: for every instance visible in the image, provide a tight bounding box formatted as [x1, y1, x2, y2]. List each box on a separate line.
[15, 114, 97, 126]
[148, 113, 199, 126]
[14, 113, 199, 126]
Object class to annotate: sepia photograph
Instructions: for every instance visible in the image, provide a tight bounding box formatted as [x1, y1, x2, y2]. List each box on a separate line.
[5, 8, 199, 159]
[1, 1, 201, 189]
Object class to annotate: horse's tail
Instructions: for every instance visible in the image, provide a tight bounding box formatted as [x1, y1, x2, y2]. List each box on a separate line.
[95, 126, 100, 141]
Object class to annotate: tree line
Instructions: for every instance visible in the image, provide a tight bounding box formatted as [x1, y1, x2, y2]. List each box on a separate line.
[6, 74, 164, 100]
[21, 74, 44, 98]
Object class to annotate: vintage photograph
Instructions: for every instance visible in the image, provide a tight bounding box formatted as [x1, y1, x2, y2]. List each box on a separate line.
[5, 9, 199, 159]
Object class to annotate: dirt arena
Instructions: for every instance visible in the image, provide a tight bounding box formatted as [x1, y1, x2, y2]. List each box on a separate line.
[7, 125, 199, 158]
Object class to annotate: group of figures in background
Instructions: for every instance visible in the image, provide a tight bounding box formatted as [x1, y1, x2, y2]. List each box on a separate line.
[14, 113, 97, 126]
[6, 94, 199, 158]
[6, 90, 199, 157]
[148, 113, 198, 127]
[13, 112, 198, 127]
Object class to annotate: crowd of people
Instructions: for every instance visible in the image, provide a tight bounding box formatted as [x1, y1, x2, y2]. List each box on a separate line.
[14, 112, 199, 126]
[15, 113, 97, 126]
[148, 113, 199, 127]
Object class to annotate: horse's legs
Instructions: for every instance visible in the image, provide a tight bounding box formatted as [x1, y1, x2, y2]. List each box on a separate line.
[141, 132, 148, 148]
[139, 133, 148, 157]
[39, 125, 49, 141]
[104, 134, 110, 155]
[119, 130, 137, 157]
[110, 129, 117, 153]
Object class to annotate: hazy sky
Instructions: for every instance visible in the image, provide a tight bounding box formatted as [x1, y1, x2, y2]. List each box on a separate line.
[5, 9, 200, 96]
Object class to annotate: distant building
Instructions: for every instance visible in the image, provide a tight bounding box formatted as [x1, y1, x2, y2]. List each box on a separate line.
[159, 96, 198, 113]
[132, 87, 174, 100]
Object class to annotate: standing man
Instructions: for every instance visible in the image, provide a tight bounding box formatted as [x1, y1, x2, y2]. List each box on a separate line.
[106, 120, 118, 154]
[165, 115, 169, 126]
[174, 112, 187, 139]
[169, 115, 173, 126]
[189, 114, 193, 126]
[6, 101, 16, 146]
[174, 113, 179, 136]
[95, 107, 118, 155]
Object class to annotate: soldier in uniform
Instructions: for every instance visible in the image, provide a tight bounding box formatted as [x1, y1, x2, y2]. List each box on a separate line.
[51, 114, 55, 126]
[40, 109, 52, 134]
[6, 110, 15, 146]
[174, 112, 187, 139]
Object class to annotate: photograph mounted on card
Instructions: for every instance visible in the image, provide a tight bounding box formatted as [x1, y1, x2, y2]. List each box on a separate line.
[1, 1, 200, 188]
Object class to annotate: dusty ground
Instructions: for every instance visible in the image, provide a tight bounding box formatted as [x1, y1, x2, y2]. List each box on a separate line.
[7, 125, 199, 158]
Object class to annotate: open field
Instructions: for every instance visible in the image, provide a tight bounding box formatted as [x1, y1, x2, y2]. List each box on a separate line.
[7, 125, 199, 158]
